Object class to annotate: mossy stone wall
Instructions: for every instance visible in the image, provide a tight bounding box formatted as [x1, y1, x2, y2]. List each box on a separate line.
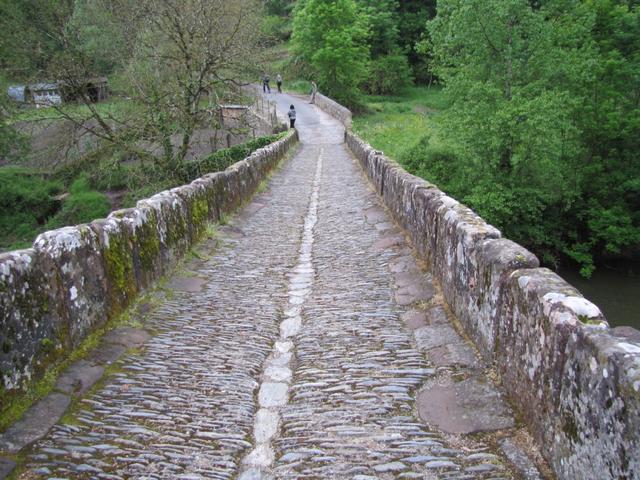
[0, 129, 298, 402]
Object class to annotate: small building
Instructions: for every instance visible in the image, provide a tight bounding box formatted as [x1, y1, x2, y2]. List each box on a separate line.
[7, 85, 27, 103]
[6, 77, 109, 108]
[61, 77, 109, 103]
[30, 83, 62, 107]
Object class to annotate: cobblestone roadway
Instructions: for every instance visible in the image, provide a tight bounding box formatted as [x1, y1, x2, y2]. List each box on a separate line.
[22, 95, 516, 479]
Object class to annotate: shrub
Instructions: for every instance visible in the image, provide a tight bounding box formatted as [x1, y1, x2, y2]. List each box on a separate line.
[0, 168, 63, 249]
[45, 175, 111, 229]
[365, 53, 414, 95]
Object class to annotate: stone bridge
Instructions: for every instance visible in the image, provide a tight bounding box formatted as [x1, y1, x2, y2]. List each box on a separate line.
[0, 91, 638, 480]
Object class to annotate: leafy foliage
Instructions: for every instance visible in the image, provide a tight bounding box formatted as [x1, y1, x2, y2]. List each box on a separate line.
[292, 0, 370, 106]
[417, 0, 640, 275]
[0, 168, 62, 249]
[365, 54, 414, 95]
[45, 175, 111, 229]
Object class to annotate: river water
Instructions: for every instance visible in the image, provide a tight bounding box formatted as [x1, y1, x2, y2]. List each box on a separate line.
[558, 268, 640, 330]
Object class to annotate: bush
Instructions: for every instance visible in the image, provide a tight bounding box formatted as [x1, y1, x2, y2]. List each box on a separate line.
[0, 168, 63, 249]
[365, 53, 414, 95]
[177, 133, 287, 182]
[45, 175, 111, 229]
[262, 15, 292, 44]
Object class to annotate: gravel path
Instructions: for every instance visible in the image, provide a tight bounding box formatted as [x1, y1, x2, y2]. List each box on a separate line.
[19, 93, 521, 480]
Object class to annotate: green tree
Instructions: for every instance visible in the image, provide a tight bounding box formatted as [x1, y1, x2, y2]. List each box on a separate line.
[0, 0, 74, 79]
[292, 0, 369, 106]
[358, 0, 413, 94]
[421, 0, 596, 270]
[398, 0, 436, 82]
[566, 0, 640, 272]
[418, 0, 640, 276]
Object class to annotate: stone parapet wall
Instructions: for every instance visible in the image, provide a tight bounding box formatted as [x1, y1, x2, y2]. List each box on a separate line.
[313, 93, 352, 129]
[0, 130, 298, 398]
[345, 130, 640, 480]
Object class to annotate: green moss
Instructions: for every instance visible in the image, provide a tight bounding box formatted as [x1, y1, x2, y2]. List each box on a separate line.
[136, 216, 161, 272]
[103, 231, 137, 312]
[163, 205, 189, 252]
[190, 196, 210, 240]
[562, 412, 580, 443]
[39, 338, 54, 354]
[578, 315, 604, 326]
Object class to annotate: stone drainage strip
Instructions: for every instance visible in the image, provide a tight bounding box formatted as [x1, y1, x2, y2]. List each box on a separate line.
[238, 149, 324, 480]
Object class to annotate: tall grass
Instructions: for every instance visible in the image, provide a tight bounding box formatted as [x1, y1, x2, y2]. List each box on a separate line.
[352, 86, 448, 161]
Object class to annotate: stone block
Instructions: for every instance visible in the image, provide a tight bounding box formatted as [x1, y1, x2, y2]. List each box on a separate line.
[460, 238, 539, 358]
[116, 205, 165, 289]
[172, 182, 212, 242]
[0, 249, 64, 393]
[33, 226, 108, 347]
[432, 201, 501, 320]
[137, 190, 191, 266]
[552, 328, 640, 480]
[497, 268, 607, 445]
[90, 215, 138, 316]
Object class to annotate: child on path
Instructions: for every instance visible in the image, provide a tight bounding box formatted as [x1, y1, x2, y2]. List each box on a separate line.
[288, 104, 296, 129]
[276, 74, 282, 93]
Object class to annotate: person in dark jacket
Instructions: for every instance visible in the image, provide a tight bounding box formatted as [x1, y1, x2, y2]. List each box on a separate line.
[287, 105, 296, 129]
[262, 74, 271, 93]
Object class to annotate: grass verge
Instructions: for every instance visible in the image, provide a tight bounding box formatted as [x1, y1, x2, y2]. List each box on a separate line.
[352, 85, 448, 161]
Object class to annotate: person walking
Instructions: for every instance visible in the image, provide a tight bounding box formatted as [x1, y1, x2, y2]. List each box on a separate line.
[288, 104, 296, 129]
[262, 74, 271, 93]
[309, 80, 318, 104]
[276, 74, 282, 93]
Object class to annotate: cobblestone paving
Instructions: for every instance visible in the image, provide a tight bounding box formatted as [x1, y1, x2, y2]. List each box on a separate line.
[20, 95, 518, 479]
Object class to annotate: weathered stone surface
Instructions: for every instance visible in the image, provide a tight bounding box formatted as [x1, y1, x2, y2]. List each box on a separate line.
[500, 438, 543, 480]
[0, 457, 15, 479]
[414, 324, 461, 351]
[167, 276, 208, 293]
[136, 190, 192, 265]
[90, 215, 139, 316]
[0, 392, 70, 453]
[313, 92, 352, 128]
[33, 225, 108, 346]
[460, 238, 540, 358]
[400, 310, 427, 330]
[417, 377, 514, 434]
[427, 342, 478, 369]
[101, 327, 150, 349]
[55, 360, 104, 396]
[109, 205, 165, 290]
[0, 249, 64, 393]
[85, 342, 127, 365]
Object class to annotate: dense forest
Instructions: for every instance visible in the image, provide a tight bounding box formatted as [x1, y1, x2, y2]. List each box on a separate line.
[284, 0, 640, 276]
[1, 0, 639, 276]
